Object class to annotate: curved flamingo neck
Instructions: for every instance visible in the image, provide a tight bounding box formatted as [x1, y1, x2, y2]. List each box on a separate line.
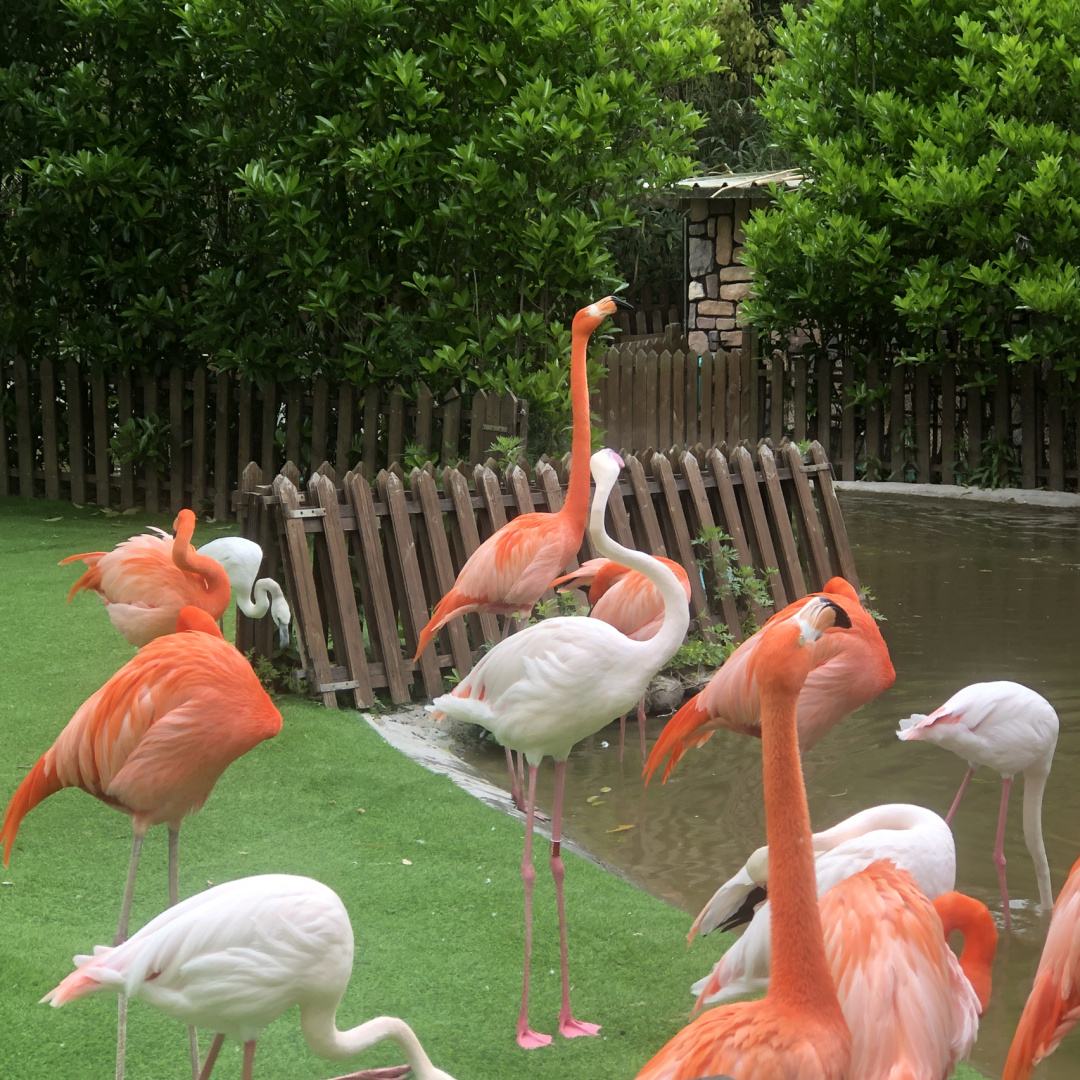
[561, 321, 594, 530]
[759, 678, 842, 1012]
[172, 517, 230, 611]
[301, 1004, 441, 1077]
[933, 892, 997, 1010]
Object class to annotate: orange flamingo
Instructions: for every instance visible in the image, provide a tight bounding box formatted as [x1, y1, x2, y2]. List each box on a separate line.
[643, 576, 894, 784]
[1, 605, 282, 1080]
[1002, 855, 1080, 1079]
[636, 596, 854, 1080]
[817, 864, 996, 1079]
[61, 509, 231, 646]
[552, 556, 692, 759]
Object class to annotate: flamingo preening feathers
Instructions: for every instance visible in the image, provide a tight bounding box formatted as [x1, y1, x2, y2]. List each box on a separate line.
[431, 449, 690, 1049]
[2, 605, 282, 1079]
[897, 680, 1058, 929]
[643, 576, 895, 784]
[60, 509, 232, 647]
[44, 874, 457, 1080]
[636, 596, 855, 1080]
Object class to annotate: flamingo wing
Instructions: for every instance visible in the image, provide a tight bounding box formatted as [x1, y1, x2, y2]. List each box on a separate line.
[591, 558, 691, 639]
[1003, 857, 1080, 1079]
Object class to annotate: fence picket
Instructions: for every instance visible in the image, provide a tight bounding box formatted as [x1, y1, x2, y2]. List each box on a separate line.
[652, 452, 707, 617]
[13, 354, 33, 496]
[214, 372, 230, 520]
[783, 442, 832, 589]
[1047, 373, 1064, 490]
[731, 445, 787, 607]
[142, 373, 159, 513]
[169, 366, 185, 512]
[0, 356, 9, 496]
[40, 358, 60, 500]
[940, 363, 955, 485]
[758, 443, 806, 599]
[809, 441, 859, 587]
[91, 367, 110, 505]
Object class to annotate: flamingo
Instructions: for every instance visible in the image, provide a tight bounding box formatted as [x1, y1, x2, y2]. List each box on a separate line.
[897, 680, 1058, 929]
[196, 535, 292, 647]
[635, 596, 855, 1080]
[60, 509, 232, 646]
[689, 802, 957, 1004]
[1002, 854, 1080, 1079]
[429, 449, 690, 1049]
[819, 862, 996, 1080]
[1, 605, 283, 1080]
[414, 295, 631, 810]
[551, 556, 692, 760]
[43, 874, 457, 1080]
[643, 576, 894, 784]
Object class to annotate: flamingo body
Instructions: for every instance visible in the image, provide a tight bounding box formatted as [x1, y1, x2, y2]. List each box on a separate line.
[691, 803, 956, 1004]
[1003, 855, 1080, 1079]
[644, 577, 894, 783]
[61, 509, 231, 647]
[45, 874, 456, 1080]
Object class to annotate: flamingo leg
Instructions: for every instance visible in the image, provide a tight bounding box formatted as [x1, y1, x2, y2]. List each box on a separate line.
[637, 697, 647, 760]
[550, 760, 601, 1040]
[114, 830, 145, 1080]
[618, 714, 626, 763]
[197, 1034, 224, 1080]
[516, 765, 551, 1050]
[504, 746, 525, 812]
[168, 825, 201, 1080]
[945, 766, 976, 825]
[994, 776, 1014, 931]
[242, 1040, 256, 1080]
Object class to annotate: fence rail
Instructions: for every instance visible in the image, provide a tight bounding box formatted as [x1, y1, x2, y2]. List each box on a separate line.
[0, 357, 525, 516]
[599, 340, 1080, 491]
[236, 440, 857, 707]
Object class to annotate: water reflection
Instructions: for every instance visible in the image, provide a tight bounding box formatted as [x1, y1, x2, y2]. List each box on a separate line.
[459, 491, 1080, 1079]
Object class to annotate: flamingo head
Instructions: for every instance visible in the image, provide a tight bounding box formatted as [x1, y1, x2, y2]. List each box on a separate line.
[752, 596, 853, 696]
[172, 508, 196, 540]
[573, 294, 634, 333]
[589, 447, 625, 486]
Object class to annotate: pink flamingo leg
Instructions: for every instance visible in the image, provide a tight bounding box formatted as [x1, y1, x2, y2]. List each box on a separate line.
[169, 826, 201, 1080]
[550, 760, 601, 1039]
[516, 765, 552, 1050]
[196, 1034, 224, 1080]
[637, 698, 647, 760]
[504, 746, 525, 812]
[945, 766, 975, 825]
[994, 776, 1014, 931]
[241, 1040, 256, 1080]
[114, 830, 145, 1080]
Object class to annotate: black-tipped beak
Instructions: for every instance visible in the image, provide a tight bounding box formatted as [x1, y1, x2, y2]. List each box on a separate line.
[612, 295, 634, 312]
[822, 598, 852, 629]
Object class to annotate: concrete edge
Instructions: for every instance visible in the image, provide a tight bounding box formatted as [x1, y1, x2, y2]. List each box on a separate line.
[835, 480, 1080, 509]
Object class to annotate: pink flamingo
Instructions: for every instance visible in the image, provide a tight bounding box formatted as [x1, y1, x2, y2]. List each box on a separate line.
[61, 509, 232, 646]
[414, 296, 631, 810]
[1, 605, 282, 1080]
[1003, 854, 1080, 1078]
[643, 576, 895, 784]
[897, 680, 1058, 929]
[44, 874, 457, 1080]
[430, 449, 690, 1049]
[551, 556, 692, 759]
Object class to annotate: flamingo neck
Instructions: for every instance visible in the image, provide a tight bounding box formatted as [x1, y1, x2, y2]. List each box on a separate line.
[588, 468, 689, 662]
[237, 579, 274, 619]
[933, 892, 997, 1011]
[1021, 768, 1054, 910]
[561, 321, 594, 530]
[172, 521, 230, 612]
[300, 1003, 440, 1077]
[759, 683, 841, 1012]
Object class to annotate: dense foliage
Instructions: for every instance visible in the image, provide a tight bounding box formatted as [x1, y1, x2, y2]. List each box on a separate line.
[742, 0, 1080, 377]
[1, 0, 719, 424]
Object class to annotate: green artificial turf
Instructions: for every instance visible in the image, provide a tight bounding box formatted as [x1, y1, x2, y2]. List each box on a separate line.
[0, 498, 985, 1079]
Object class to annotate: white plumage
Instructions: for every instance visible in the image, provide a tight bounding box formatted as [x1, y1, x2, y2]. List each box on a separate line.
[690, 803, 956, 1004]
[44, 874, 455, 1080]
[197, 536, 292, 647]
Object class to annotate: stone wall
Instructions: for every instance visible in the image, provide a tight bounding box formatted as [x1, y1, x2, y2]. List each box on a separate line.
[685, 196, 761, 355]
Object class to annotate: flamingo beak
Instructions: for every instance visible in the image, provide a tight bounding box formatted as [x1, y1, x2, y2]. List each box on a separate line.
[277, 622, 290, 649]
[612, 295, 634, 311]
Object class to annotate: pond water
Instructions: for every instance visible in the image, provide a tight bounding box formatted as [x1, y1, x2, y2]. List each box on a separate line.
[458, 490, 1080, 1079]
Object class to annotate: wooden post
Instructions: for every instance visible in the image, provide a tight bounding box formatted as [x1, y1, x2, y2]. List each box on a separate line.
[236, 376, 253, 499]
[769, 350, 784, 443]
[40, 357, 60, 500]
[286, 383, 302, 470]
[1046, 371, 1063, 490]
[12, 353, 33, 497]
[914, 365, 930, 482]
[1021, 366, 1038, 489]
[259, 379, 277, 478]
[0, 355, 9, 496]
[191, 368, 208, 512]
[889, 364, 905, 481]
[91, 367, 110, 506]
[864, 355, 882, 481]
[169, 365, 185, 512]
[940, 362, 955, 485]
[698, 351, 713, 448]
[816, 353, 831, 459]
[658, 351, 673, 451]
[310, 377, 329, 470]
[670, 350, 685, 450]
[142, 372, 159, 513]
[214, 372, 230, 520]
[793, 355, 807, 443]
[840, 361, 855, 481]
[117, 371, 135, 509]
[335, 383, 354, 472]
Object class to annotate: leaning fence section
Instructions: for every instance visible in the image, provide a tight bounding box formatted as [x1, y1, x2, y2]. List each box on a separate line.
[236, 440, 858, 708]
[0, 357, 526, 517]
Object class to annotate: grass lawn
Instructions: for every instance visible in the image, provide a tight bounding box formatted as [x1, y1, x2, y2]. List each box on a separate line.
[0, 498, 984, 1079]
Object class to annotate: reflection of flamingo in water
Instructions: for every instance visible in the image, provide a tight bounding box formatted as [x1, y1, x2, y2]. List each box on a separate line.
[551, 556, 691, 760]
[636, 596, 854, 1079]
[431, 449, 689, 1049]
[414, 296, 632, 810]
[897, 680, 1058, 929]
[44, 874, 457, 1080]
[690, 802, 957, 1004]
[643, 576, 894, 784]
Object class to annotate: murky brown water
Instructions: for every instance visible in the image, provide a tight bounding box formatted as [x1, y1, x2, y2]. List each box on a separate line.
[459, 490, 1080, 1079]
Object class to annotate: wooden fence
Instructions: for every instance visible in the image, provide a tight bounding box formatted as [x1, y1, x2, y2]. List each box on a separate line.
[235, 440, 857, 707]
[599, 340, 1080, 491]
[0, 357, 525, 516]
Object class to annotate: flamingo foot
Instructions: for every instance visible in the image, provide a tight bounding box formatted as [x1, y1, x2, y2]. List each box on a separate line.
[559, 1015, 601, 1039]
[516, 1026, 553, 1050]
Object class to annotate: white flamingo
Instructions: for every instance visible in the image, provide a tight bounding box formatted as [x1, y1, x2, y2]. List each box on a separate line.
[430, 448, 690, 1049]
[690, 803, 956, 1004]
[44, 874, 456, 1080]
[897, 680, 1058, 929]
[196, 536, 292, 647]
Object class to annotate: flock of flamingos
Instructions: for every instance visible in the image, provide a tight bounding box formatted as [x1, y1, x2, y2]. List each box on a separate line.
[2, 295, 1078, 1080]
